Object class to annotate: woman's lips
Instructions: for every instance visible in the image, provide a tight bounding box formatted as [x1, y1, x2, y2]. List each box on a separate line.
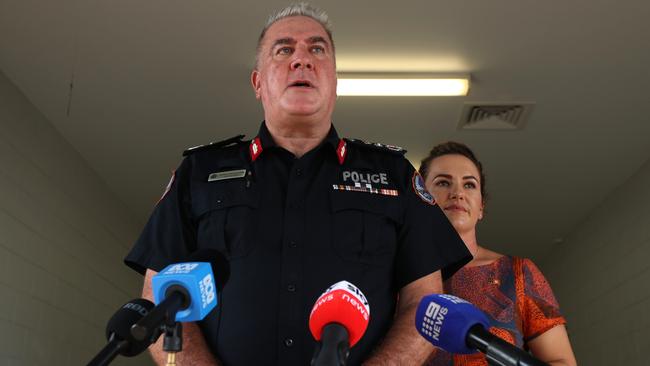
[444, 204, 467, 213]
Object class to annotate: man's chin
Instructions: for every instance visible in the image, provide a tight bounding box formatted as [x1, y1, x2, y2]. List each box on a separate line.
[281, 102, 322, 118]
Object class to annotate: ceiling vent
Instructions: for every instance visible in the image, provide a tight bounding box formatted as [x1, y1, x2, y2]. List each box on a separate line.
[458, 102, 534, 130]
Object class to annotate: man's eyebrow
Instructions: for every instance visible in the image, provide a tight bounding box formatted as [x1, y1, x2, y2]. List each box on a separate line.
[308, 36, 329, 45]
[271, 36, 329, 50]
[271, 37, 296, 48]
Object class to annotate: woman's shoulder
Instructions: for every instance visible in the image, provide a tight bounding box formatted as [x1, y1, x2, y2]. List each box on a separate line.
[513, 256, 545, 276]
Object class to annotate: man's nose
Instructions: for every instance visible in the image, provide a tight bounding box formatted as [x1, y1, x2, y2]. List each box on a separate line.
[290, 49, 314, 70]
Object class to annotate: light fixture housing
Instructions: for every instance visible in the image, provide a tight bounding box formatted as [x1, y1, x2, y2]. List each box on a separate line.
[336, 73, 470, 96]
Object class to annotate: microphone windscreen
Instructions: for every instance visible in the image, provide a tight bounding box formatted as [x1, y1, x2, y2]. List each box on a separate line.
[415, 294, 490, 354]
[106, 299, 155, 356]
[309, 281, 370, 347]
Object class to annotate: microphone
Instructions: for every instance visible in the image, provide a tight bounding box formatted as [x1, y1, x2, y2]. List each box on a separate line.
[87, 298, 155, 366]
[130, 249, 227, 343]
[309, 281, 370, 366]
[415, 294, 548, 366]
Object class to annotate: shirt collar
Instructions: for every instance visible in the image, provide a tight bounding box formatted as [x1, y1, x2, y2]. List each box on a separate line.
[250, 121, 344, 163]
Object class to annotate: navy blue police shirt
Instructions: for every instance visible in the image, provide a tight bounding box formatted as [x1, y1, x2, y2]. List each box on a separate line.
[125, 122, 471, 365]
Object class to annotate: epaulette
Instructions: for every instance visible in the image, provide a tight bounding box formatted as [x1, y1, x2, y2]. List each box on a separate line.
[344, 138, 407, 155]
[182, 134, 246, 156]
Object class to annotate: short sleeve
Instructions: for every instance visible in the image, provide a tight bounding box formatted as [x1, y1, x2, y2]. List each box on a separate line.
[393, 163, 471, 289]
[521, 258, 566, 341]
[124, 157, 197, 275]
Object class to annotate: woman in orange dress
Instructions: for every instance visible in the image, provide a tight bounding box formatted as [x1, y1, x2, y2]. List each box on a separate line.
[420, 141, 577, 366]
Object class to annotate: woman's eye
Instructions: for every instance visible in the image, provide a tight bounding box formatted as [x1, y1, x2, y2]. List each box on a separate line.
[464, 182, 476, 189]
[435, 180, 450, 187]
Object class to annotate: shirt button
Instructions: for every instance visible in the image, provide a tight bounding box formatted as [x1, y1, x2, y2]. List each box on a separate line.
[284, 338, 294, 347]
[287, 284, 296, 292]
[296, 168, 302, 176]
[289, 241, 298, 248]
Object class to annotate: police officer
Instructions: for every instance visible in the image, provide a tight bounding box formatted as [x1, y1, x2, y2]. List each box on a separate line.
[125, 3, 471, 365]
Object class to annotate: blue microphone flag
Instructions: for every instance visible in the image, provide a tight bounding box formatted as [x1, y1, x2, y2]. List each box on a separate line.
[415, 294, 490, 354]
[152, 262, 217, 322]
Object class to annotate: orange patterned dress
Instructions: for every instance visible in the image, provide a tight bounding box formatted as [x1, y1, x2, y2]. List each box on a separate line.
[427, 256, 566, 366]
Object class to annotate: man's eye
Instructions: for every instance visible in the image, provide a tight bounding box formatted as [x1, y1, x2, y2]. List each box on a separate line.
[311, 46, 325, 54]
[277, 47, 292, 55]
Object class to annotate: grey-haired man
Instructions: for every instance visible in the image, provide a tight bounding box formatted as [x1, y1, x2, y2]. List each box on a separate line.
[126, 3, 470, 365]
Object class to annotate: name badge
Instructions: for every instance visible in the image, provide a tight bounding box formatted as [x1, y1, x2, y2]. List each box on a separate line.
[208, 169, 247, 182]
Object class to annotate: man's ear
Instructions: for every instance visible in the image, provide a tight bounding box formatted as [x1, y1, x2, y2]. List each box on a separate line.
[251, 70, 261, 100]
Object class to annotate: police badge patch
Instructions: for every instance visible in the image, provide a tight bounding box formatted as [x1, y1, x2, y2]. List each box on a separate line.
[412, 171, 435, 205]
[335, 169, 399, 196]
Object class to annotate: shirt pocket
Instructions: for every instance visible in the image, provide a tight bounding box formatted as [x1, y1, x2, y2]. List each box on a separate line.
[193, 181, 260, 259]
[329, 191, 401, 267]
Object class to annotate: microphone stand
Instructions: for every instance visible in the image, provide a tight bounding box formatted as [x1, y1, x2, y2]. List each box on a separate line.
[130, 288, 186, 366]
[163, 320, 183, 366]
[466, 325, 548, 366]
[311, 323, 350, 366]
[86, 334, 129, 366]
[131, 290, 185, 342]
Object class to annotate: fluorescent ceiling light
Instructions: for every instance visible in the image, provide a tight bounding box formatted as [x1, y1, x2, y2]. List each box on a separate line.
[336, 74, 469, 96]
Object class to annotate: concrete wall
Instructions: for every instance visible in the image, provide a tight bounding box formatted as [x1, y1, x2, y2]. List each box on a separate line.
[0, 70, 152, 365]
[542, 158, 650, 365]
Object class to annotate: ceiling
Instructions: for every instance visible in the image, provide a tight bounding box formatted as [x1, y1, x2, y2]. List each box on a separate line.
[1, 0, 649, 260]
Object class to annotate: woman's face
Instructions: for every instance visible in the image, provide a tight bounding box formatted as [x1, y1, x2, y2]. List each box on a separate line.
[425, 154, 484, 235]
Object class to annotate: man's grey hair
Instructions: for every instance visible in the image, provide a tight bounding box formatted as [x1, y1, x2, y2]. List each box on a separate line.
[255, 3, 334, 69]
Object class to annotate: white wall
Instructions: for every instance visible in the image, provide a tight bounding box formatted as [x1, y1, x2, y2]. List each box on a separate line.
[542, 158, 650, 365]
[4, 57, 649, 366]
[0, 70, 153, 365]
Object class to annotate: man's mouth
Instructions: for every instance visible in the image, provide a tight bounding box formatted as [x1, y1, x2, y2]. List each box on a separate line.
[289, 80, 314, 88]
